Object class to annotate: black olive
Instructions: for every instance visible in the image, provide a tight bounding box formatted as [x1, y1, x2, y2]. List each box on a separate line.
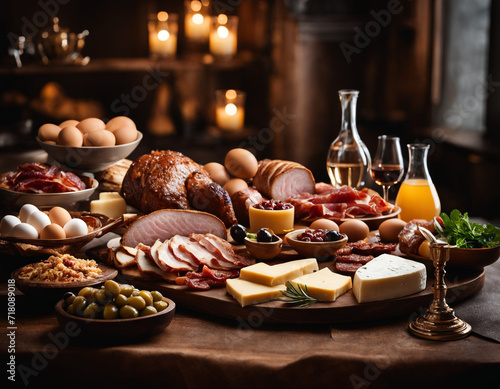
[230, 224, 247, 244]
[325, 230, 341, 242]
[271, 234, 280, 242]
[257, 228, 273, 242]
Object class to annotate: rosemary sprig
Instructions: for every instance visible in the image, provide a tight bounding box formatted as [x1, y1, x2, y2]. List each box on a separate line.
[279, 281, 319, 307]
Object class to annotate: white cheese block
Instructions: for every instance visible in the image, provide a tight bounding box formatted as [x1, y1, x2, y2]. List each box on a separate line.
[353, 254, 427, 303]
[90, 194, 127, 219]
[290, 267, 352, 302]
[226, 278, 286, 307]
[239, 258, 319, 286]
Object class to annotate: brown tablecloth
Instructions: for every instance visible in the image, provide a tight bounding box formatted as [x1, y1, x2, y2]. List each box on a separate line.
[3, 257, 500, 389]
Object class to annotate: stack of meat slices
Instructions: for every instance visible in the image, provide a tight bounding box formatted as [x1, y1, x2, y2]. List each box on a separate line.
[334, 240, 398, 277]
[114, 233, 253, 290]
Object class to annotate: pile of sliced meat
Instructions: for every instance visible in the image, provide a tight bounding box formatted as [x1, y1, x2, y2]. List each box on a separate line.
[288, 183, 394, 222]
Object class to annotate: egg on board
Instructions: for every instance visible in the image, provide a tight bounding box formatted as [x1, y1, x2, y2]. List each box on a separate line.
[378, 218, 407, 243]
[1, 215, 21, 236]
[309, 218, 340, 232]
[113, 126, 138, 145]
[59, 119, 79, 128]
[58, 126, 84, 147]
[48, 207, 72, 227]
[339, 219, 370, 242]
[223, 178, 248, 197]
[83, 129, 116, 147]
[204, 162, 231, 186]
[11, 223, 39, 239]
[224, 148, 259, 179]
[76, 118, 105, 135]
[38, 123, 61, 142]
[27, 211, 51, 234]
[105, 116, 137, 132]
[19, 204, 39, 223]
[63, 218, 88, 238]
[40, 223, 66, 240]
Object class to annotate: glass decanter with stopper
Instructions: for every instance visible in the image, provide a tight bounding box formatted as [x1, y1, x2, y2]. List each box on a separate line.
[326, 89, 371, 189]
[396, 143, 441, 222]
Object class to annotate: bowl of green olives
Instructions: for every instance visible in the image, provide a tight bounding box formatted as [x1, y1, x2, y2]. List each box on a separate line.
[54, 280, 175, 343]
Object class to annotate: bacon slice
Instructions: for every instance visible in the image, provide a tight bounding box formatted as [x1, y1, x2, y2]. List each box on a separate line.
[184, 266, 239, 290]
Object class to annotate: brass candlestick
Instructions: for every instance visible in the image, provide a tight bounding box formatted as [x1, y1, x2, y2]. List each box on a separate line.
[408, 228, 472, 341]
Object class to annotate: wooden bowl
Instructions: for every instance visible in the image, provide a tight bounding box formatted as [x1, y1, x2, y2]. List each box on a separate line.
[244, 236, 283, 261]
[285, 229, 348, 259]
[54, 296, 175, 343]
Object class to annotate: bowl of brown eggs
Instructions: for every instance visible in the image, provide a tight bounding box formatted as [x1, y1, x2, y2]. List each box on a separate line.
[36, 116, 142, 173]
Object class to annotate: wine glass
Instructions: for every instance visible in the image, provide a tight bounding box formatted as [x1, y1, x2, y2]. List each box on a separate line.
[370, 135, 404, 201]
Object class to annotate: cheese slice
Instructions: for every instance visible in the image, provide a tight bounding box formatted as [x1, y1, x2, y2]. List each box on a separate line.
[90, 194, 127, 219]
[353, 254, 427, 303]
[226, 278, 286, 307]
[99, 192, 124, 200]
[290, 267, 352, 302]
[239, 258, 319, 286]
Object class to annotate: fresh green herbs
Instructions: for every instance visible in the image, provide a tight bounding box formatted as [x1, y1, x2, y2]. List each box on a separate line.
[279, 281, 318, 307]
[436, 209, 500, 248]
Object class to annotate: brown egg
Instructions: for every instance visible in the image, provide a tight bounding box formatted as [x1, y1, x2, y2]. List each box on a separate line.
[76, 118, 105, 134]
[48, 206, 72, 228]
[310, 218, 339, 232]
[223, 178, 248, 197]
[38, 123, 61, 142]
[105, 116, 137, 132]
[204, 162, 231, 186]
[224, 148, 259, 179]
[378, 218, 407, 242]
[57, 126, 83, 147]
[113, 126, 138, 145]
[83, 129, 116, 147]
[40, 223, 66, 239]
[339, 219, 369, 242]
[59, 119, 79, 128]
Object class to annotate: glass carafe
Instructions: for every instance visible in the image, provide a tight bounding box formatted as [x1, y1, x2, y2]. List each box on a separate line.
[326, 89, 371, 189]
[395, 143, 441, 222]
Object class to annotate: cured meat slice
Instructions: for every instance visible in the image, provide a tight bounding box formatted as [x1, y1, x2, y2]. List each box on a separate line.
[122, 209, 226, 248]
[184, 266, 239, 290]
[174, 235, 228, 270]
[135, 246, 178, 282]
[189, 233, 254, 268]
[398, 218, 437, 255]
[168, 236, 201, 269]
[348, 241, 397, 256]
[157, 239, 198, 272]
[334, 261, 363, 277]
[336, 254, 374, 264]
[148, 239, 169, 271]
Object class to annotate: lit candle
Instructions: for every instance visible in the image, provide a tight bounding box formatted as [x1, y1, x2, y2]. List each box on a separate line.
[149, 12, 178, 59]
[209, 14, 238, 58]
[215, 89, 245, 131]
[184, 0, 210, 42]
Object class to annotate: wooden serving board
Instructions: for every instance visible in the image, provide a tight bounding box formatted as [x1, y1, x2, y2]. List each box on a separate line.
[124, 261, 485, 324]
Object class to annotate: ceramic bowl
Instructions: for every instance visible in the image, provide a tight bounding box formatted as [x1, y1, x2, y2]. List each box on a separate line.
[36, 131, 142, 172]
[244, 236, 283, 261]
[410, 244, 500, 269]
[285, 229, 348, 259]
[54, 296, 175, 343]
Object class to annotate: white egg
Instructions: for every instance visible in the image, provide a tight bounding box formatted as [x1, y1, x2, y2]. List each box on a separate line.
[27, 211, 52, 234]
[63, 218, 88, 238]
[11, 223, 39, 239]
[0, 215, 21, 236]
[19, 204, 39, 223]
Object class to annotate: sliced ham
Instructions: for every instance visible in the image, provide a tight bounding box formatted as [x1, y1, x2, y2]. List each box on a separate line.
[122, 209, 227, 248]
[157, 239, 198, 272]
[175, 236, 227, 270]
[136, 246, 178, 281]
[169, 235, 202, 269]
[253, 159, 315, 201]
[148, 239, 169, 271]
[190, 233, 253, 268]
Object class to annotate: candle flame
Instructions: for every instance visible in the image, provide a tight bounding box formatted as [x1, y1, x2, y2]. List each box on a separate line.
[158, 29, 170, 41]
[217, 25, 229, 39]
[225, 89, 237, 99]
[217, 14, 228, 25]
[192, 13, 204, 25]
[157, 11, 168, 22]
[225, 103, 237, 116]
[191, 1, 202, 12]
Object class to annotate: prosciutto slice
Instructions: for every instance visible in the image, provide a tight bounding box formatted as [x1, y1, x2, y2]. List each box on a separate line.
[184, 266, 240, 290]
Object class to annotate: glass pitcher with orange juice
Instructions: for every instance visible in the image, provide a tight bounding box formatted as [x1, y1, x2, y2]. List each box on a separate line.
[396, 143, 441, 222]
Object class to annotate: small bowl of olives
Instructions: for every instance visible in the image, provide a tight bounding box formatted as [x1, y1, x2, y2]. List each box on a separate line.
[244, 228, 283, 261]
[54, 280, 176, 343]
[285, 228, 347, 260]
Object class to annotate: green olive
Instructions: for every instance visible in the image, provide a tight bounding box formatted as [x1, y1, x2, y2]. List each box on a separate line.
[72, 296, 87, 316]
[150, 291, 163, 302]
[65, 303, 76, 315]
[95, 289, 110, 305]
[63, 292, 76, 305]
[119, 305, 139, 319]
[154, 300, 169, 312]
[139, 290, 153, 306]
[83, 302, 101, 319]
[104, 280, 121, 297]
[114, 294, 128, 307]
[78, 286, 97, 298]
[140, 306, 157, 317]
[128, 296, 146, 311]
[103, 303, 119, 320]
[131, 288, 140, 296]
[119, 284, 135, 297]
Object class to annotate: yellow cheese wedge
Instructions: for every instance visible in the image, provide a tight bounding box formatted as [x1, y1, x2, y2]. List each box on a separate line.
[239, 258, 319, 286]
[248, 206, 295, 234]
[90, 194, 127, 219]
[99, 192, 124, 200]
[289, 267, 352, 302]
[226, 278, 286, 307]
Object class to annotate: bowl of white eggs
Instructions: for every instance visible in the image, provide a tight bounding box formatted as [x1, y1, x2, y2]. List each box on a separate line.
[36, 116, 142, 173]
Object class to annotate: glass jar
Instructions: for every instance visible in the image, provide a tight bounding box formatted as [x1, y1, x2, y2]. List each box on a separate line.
[326, 89, 371, 189]
[395, 143, 441, 222]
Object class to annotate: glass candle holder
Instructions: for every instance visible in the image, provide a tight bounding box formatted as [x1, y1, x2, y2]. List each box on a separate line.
[148, 12, 178, 59]
[215, 89, 245, 131]
[209, 14, 238, 59]
[184, 0, 210, 42]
